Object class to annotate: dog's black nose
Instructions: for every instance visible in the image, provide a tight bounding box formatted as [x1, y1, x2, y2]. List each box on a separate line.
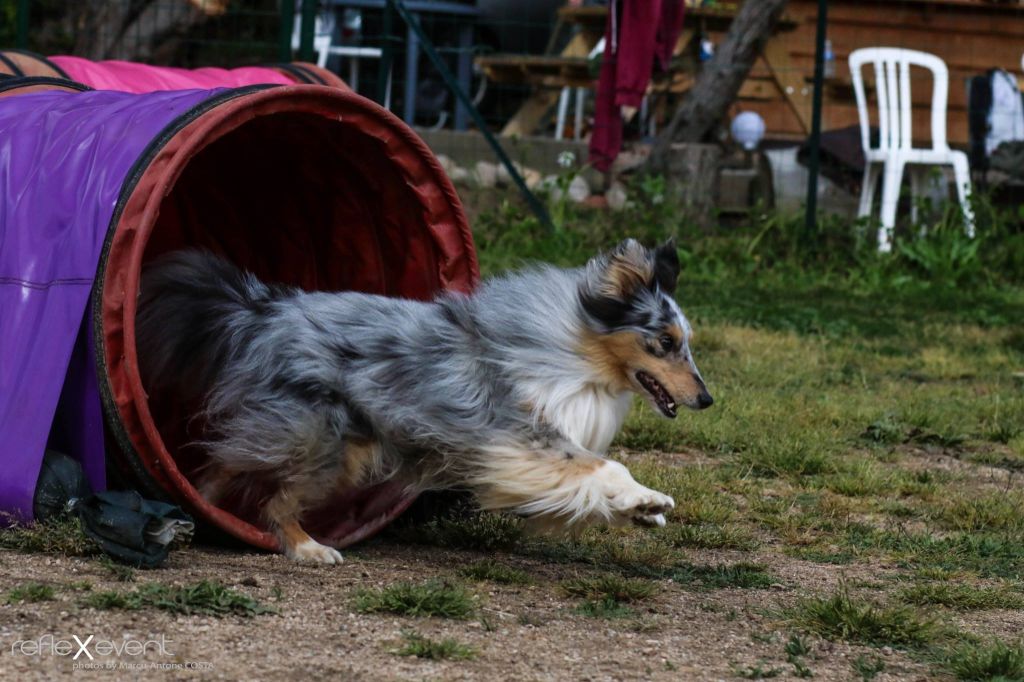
[696, 391, 714, 410]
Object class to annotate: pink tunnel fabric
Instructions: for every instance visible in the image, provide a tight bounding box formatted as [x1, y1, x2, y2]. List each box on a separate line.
[50, 56, 295, 93]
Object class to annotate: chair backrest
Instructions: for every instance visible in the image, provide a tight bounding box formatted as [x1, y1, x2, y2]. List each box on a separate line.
[848, 47, 950, 153]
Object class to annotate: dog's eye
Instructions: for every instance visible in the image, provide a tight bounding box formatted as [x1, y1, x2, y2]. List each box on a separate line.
[658, 334, 675, 352]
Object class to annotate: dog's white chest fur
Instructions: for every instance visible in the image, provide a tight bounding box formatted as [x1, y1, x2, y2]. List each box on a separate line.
[536, 386, 634, 453]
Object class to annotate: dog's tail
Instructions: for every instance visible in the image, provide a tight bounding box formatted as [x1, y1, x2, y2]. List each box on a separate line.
[135, 250, 284, 399]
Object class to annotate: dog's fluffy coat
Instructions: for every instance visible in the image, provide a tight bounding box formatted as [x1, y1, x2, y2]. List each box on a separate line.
[136, 240, 712, 563]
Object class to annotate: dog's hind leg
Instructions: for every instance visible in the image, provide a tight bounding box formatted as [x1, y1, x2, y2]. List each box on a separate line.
[469, 444, 675, 529]
[261, 439, 382, 564]
[264, 485, 343, 565]
[195, 466, 235, 506]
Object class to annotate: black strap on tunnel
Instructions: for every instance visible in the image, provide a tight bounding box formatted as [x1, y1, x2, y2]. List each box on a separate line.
[5, 48, 72, 79]
[269, 62, 324, 85]
[0, 76, 92, 95]
[291, 64, 327, 85]
[0, 52, 23, 76]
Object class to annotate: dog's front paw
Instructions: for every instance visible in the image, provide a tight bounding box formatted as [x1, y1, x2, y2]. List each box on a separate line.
[287, 539, 344, 565]
[612, 488, 675, 528]
[598, 461, 675, 528]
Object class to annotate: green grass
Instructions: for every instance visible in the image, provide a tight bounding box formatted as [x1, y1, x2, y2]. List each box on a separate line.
[898, 583, 1024, 611]
[81, 581, 273, 617]
[559, 573, 655, 619]
[458, 560, 532, 585]
[523, 527, 677, 577]
[851, 654, 886, 681]
[559, 574, 656, 603]
[99, 555, 136, 583]
[788, 547, 856, 565]
[354, 580, 476, 619]
[840, 528, 1024, 580]
[391, 631, 477, 660]
[572, 597, 635, 619]
[787, 585, 937, 648]
[945, 639, 1024, 681]
[661, 523, 758, 550]
[396, 512, 523, 552]
[784, 633, 812, 659]
[6, 582, 56, 604]
[935, 493, 1024, 534]
[0, 517, 99, 556]
[734, 662, 785, 679]
[675, 562, 775, 590]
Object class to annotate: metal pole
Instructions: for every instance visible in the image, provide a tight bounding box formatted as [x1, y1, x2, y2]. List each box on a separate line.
[298, 0, 318, 64]
[805, 0, 828, 234]
[16, 0, 30, 50]
[377, 0, 395, 107]
[387, 0, 553, 231]
[402, 21, 419, 124]
[279, 0, 296, 62]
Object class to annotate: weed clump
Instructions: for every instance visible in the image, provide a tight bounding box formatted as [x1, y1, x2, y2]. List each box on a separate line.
[354, 580, 476, 619]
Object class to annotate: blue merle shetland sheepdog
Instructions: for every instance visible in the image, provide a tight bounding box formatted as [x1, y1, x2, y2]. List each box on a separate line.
[136, 239, 713, 563]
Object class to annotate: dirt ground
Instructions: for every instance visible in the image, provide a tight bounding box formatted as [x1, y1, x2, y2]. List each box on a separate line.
[2, 442, 1019, 682]
[0, 532, 944, 681]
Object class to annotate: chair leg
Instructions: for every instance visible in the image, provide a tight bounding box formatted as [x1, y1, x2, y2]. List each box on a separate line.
[878, 158, 906, 253]
[574, 88, 586, 141]
[908, 166, 923, 229]
[349, 58, 359, 92]
[951, 155, 976, 238]
[858, 163, 880, 220]
[555, 87, 571, 140]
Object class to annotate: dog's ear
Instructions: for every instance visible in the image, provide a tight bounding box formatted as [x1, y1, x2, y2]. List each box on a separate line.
[592, 238, 653, 300]
[652, 239, 680, 295]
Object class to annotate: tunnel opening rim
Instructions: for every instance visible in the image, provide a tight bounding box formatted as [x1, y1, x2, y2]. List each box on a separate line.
[89, 84, 477, 551]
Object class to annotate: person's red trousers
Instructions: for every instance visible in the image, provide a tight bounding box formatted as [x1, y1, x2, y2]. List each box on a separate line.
[588, 0, 686, 173]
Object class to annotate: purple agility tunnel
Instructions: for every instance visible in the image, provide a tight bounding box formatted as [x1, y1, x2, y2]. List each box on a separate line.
[0, 78, 478, 551]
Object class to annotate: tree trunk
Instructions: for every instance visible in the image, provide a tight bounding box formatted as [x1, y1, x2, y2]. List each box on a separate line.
[647, 0, 790, 173]
[72, 0, 229, 62]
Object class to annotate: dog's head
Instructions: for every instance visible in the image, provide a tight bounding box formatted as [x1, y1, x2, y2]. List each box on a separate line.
[578, 239, 712, 418]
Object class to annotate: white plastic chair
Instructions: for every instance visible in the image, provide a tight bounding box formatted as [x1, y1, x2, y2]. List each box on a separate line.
[291, 7, 386, 101]
[849, 47, 975, 252]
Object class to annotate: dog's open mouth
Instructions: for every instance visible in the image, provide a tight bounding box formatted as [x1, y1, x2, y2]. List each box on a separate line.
[636, 371, 677, 418]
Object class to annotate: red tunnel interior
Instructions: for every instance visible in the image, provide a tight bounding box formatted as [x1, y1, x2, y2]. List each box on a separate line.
[97, 86, 478, 551]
